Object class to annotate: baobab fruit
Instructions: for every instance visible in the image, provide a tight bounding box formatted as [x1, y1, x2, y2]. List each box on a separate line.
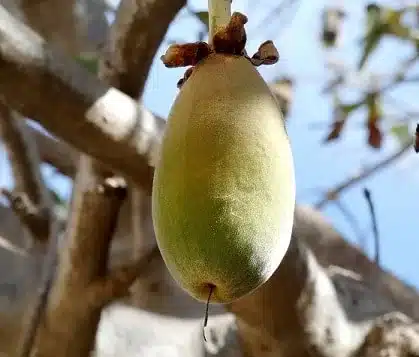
[152, 53, 296, 304]
[152, 12, 295, 304]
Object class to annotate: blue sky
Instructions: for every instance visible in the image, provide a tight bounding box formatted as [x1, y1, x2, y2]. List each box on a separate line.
[1, 0, 418, 289]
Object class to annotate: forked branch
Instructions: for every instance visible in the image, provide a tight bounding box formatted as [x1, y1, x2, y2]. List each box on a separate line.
[0, 103, 53, 242]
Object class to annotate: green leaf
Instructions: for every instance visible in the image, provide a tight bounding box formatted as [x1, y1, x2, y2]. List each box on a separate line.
[194, 11, 209, 30]
[391, 123, 410, 145]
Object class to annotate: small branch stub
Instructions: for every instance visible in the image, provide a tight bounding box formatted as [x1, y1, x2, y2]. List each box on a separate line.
[160, 10, 280, 88]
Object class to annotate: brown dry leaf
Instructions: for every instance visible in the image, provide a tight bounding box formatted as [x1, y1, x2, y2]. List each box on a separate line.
[366, 92, 383, 149]
[368, 123, 382, 149]
[325, 119, 346, 142]
[325, 103, 349, 142]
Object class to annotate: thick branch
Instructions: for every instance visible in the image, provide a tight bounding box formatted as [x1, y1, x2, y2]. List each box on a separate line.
[294, 205, 419, 320]
[228, 234, 368, 357]
[86, 245, 160, 308]
[18, 218, 61, 357]
[20, 0, 82, 55]
[228, 205, 419, 357]
[29, 126, 78, 178]
[97, 0, 186, 299]
[0, 5, 163, 191]
[28, 1, 185, 357]
[33, 158, 127, 357]
[100, 0, 186, 97]
[90, 0, 185, 307]
[0, 104, 53, 242]
[0, 7, 286, 192]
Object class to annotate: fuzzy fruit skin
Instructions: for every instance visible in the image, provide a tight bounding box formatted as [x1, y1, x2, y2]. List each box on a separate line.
[152, 53, 296, 304]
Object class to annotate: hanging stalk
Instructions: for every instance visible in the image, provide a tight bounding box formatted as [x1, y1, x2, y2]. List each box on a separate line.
[208, 0, 231, 43]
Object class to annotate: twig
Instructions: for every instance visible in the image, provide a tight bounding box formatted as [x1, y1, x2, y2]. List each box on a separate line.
[332, 200, 366, 251]
[0, 188, 50, 242]
[315, 139, 413, 209]
[250, 0, 301, 36]
[18, 219, 61, 357]
[0, 103, 53, 242]
[323, 54, 418, 96]
[378, 53, 419, 94]
[363, 188, 380, 266]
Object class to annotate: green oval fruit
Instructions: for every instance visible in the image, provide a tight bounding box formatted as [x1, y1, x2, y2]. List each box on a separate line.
[152, 53, 296, 304]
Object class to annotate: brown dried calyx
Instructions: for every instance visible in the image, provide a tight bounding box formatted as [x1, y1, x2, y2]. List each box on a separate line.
[160, 11, 279, 88]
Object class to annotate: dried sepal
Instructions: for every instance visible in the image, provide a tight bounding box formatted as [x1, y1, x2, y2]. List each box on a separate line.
[212, 12, 248, 55]
[177, 67, 195, 89]
[161, 42, 212, 68]
[161, 11, 281, 89]
[249, 40, 279, 67]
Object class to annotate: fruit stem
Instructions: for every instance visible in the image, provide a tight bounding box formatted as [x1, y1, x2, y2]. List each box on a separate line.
[203, 284, 215, 342]
[208, 0, 232, 45]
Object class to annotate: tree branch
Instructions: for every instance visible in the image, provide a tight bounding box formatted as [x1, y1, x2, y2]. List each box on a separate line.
[0, 5, 163, 191]
[0, 204, 32, 256]
[33, 159, 127, 357]
[354, 312, 419, 356]
[20, 0, 82, 55]
[29, 126, 78, 178]
[100, 0, 186, 97]
[97, 0, 187, 305]
[315, 139, 413, 209]
[25, 1, 185, 356]
[86, 245, 160, 308]
[0, 104, 53, 242]
[228, 205, 419, 357]
[91, 0, 185, 308]
[0, 7, 292, 191]
[18, 219, 61, 357]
